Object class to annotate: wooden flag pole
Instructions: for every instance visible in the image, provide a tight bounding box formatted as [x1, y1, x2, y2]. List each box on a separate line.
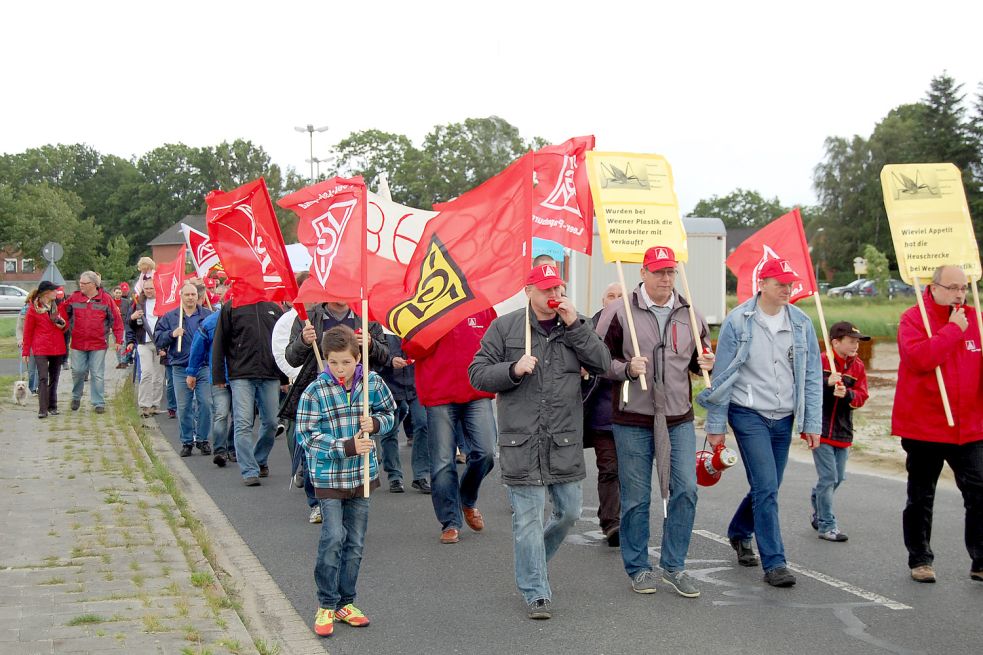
[361, 300, 371, 497]
[306, 319, 324, 372]
[912, 277, 954, 427]
[812, 291, 837, 374]
[677, 262, 711, 387]
[585, 251, 593, 317]
[177, 309, 183, 352]
[616, 261, 647, 391]
[972, 277, 983, 359]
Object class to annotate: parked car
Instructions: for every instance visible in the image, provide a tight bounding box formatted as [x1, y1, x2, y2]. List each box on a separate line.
[0, 284, 29, 312]
[887, 278, 915, 299]
[827, 278, 869, 299]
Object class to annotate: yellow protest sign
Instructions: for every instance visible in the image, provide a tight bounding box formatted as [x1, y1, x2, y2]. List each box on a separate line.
[880, 163, 981, 282]
[586, 152, 688, 263]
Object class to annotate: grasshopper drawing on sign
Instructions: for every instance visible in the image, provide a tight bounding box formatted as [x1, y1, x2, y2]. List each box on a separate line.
[599, 161, 650, 189]
[891, 170, 940, 200]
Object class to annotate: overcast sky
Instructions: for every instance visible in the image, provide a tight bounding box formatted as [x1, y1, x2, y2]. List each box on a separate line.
[3, 0, 981, 213]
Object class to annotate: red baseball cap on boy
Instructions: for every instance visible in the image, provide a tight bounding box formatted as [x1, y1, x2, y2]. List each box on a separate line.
[758, 259, 801, 284]
[643, 246, 677, 271]
[525, 263, 564, 290]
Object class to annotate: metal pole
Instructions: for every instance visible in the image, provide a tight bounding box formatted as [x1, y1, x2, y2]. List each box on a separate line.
[308, 129, 314, 183]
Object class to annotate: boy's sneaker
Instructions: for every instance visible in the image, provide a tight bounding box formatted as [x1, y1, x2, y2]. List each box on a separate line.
[293, 469, 306, 488]
[631, 570, 659, 594]
[810, 513, 818, 531]
[309, 505, 322, 524]
[764, 566, 797, 587]
[335, 603, 370, 627]
[527, 598, 551, 620]
[730, 537, 760, 567]
[818, 528, 848, 542]
[313, 608, 334, 636]
[661, 570, 701, 598]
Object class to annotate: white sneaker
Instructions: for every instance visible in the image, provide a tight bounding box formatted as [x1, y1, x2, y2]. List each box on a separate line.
[309, 505, 322, 524]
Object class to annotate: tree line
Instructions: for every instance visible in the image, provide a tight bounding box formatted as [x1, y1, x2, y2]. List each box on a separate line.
[2, 74, 980, 282]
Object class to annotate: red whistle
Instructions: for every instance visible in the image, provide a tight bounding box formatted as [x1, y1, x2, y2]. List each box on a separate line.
[547, 299, 561, 309]
[404, 358, 415, 366]
[355, 328, 362, 334]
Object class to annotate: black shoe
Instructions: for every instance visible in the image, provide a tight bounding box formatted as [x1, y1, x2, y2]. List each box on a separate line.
[275, 423, 286, 438]
[180, 444, 193, 457]
[764, 566, 797, 587]
[71, 399, 80, 411]
[94, 406, 105, 414]
[38, 412, 48, 419]
[527, 598, 551, 620]
[229, 451, 238, 463]
[411, 479, 432, 494]
[197, 441, 212, 455]
[730, 537, 760, 567]
[213, 452, 227, 467]
[810, 513, 818, 531]
[606, 528, 621, 548]
[48, 408, 59, 415]
[243, 476, 260, 487]
[389, 479, 405, 493]
[259, 465, 270, 478]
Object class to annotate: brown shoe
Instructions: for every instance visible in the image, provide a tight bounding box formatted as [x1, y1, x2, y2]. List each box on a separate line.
[462, 506, 484, 532]
[440, 528, 460, 544]
[911, 565, 936, 583]
[971, 570, 982, 582]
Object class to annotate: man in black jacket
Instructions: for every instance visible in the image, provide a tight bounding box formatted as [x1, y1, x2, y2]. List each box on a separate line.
[212, 300, 289, 486]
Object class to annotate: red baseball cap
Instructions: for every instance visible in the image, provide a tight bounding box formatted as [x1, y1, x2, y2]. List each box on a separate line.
[643, 246, 677, 271]
[203, 277, 216, 289]
[525, 263, 565, 290]
[758, 259, 801, 284]
[118, 282, 130, 294]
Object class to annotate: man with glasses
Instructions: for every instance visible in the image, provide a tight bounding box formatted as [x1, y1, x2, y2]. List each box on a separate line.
[597, 246, 714, 598]
[893, 265, 983, 584]
[63, 271, 124, 413]
[697, 258, 823, 587]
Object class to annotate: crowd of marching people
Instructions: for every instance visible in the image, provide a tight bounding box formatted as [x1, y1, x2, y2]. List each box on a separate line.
[14, 248, 982, 636]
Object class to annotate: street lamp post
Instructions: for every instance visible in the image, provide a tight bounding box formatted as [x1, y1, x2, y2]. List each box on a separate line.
[294, 124, 330, 182]
[305, 156, 337, 180]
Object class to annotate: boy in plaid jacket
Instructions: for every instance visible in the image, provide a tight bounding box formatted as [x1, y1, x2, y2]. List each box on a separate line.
[295, 326, 396, 637]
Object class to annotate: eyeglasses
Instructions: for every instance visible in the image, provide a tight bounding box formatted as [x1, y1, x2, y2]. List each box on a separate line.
[935, 284, 970, 293]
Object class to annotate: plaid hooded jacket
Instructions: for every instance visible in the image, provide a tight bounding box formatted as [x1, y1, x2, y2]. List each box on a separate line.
[295, 365, 396, 498]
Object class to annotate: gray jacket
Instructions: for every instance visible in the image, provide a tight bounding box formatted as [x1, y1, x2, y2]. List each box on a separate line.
[469, 306, 612, 486]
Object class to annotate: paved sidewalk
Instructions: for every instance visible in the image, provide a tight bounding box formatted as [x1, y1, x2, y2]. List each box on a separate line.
[0, 364, 260, 654]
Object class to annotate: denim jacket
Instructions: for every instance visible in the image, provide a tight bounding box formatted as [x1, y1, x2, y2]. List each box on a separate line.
[696, 295, 822, 435]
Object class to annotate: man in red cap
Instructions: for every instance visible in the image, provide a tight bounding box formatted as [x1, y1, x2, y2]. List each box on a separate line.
[697, 258, 822, 588]
[470, 263, 611, 620]
[596, 246, 714, 598]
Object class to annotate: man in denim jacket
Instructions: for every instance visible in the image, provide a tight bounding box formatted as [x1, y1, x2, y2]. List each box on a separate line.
[697, 258, 822, 587]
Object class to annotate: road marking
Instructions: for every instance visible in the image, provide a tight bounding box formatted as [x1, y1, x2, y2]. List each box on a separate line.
[692, 529, 912, 611]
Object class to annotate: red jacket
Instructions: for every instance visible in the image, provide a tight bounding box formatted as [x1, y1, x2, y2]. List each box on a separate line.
[21, 303, 68, 357]
[412, 309, 497, 407]
[63, 288, 124, 352]
[892, 288, 983, 446]
[819, 351, 868, 447]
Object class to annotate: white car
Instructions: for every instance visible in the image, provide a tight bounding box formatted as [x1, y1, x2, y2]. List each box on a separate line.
[0, 284, 29, 312]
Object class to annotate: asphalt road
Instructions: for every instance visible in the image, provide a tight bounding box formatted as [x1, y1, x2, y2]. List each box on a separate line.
[155, 415, 981, 655]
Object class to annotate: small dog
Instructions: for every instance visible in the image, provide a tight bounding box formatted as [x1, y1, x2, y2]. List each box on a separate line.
[12, 380, 28, 406]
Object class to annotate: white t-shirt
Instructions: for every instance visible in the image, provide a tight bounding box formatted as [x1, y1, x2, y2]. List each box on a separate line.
[757, 308, 787, 336]
[144, 298, 159, 343]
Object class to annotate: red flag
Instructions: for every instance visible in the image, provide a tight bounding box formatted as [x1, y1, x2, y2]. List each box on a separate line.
[277, 177, 368, 305]
[152, 249, 187, 317]
[181, 223, 220, 277]
[726, 207, 818, 304]
[369, 153, 534, 352]
[205, 178, 298, 307]
[532, 136, 595, 254]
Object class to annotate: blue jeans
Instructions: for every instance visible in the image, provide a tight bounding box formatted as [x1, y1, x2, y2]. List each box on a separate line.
[314, 497, 369, 610]
[229, 378, 279, 479]
[506, 482, 583, 604]
[210, 384, 234, 454]
[613, 421, 699, 576]
[26, 355, 38, 393]
[727, 405, 794, 572]
[70, 348, 106, 407]
[164, 365, 177, 411]
[376, 398, 432, 482]
[811, 443, 849, 532]
[171, 366, 212, 445]
[426, 399, 496, 530]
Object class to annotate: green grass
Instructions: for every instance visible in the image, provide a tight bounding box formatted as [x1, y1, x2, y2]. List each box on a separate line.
[0, 316, 15, 338]
[0, 316, 17, 358]
[67, 614, 107, 626]
[722, 294, 910, 338]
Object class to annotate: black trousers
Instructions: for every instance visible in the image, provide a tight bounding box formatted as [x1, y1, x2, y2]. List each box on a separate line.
[901, 438, 983, 571]
[590, 429, 621, 536]
[35, 355, 63, 415]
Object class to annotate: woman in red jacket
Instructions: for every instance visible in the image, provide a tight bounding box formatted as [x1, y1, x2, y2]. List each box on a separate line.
[21, 281, 68, 418]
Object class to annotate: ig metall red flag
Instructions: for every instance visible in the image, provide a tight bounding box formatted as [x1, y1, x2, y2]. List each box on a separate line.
[152, 249, 187, 317]
[532, 135, 595, 254]
[372, 153, 534, 353]
[726, 207, 818, 304]
[277, 176, 368, 306]
[205, 178, 298, 308]
[180, 223, 220, 277]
